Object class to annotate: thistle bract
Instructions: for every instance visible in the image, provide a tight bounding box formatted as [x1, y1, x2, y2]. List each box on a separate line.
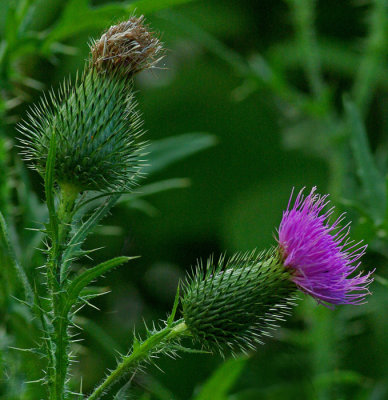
[19, 70, 144, 192]
[277, 187, 374, 305]
[182, 251, 296, 354]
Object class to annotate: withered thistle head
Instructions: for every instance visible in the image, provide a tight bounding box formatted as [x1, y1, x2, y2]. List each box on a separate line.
[90, 15, 164, 77]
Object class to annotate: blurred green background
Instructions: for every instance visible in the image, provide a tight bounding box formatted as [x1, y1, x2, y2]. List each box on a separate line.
[1, 0, 388, 399]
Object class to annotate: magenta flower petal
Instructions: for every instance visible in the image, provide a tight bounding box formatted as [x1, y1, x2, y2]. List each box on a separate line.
[277, 187, 374, 306]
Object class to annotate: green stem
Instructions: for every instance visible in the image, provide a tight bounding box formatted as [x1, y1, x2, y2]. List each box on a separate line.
[47, 183, 79, 400]
[87, 320, 188, 400]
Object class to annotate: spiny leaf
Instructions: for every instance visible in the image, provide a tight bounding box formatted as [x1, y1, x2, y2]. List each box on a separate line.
[345, 98, 386, 225]
[192, 357, 248, 400]
[60, 194, 120, 281]
[0, 211, 33, 304]
[63, 256, 137, 315]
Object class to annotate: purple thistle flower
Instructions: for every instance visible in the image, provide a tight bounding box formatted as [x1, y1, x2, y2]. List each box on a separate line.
[277, 187, 374, 306]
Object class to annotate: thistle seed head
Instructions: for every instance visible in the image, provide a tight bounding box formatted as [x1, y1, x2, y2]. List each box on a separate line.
[90, 15, 164, 77]
[181, 250, 297, 355]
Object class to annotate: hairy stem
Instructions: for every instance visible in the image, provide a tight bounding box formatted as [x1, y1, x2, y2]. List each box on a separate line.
[47, 183, 79, 400]
[87, 320, 188, 400]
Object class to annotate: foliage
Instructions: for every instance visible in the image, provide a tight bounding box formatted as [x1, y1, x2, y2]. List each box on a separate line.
[1, 1, 387, 400]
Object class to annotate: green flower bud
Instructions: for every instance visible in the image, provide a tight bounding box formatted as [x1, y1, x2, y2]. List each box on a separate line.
[18, 16, 162, 192]
[182, 250, 297, 355]
[19, 70, 144, 192]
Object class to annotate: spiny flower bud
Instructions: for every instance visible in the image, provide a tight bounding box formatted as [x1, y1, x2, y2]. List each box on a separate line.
[90, 15, 164, 77]
[181, 251, 297, 355]
[19, 70, 144, 192]
[18, 16, 163, 192]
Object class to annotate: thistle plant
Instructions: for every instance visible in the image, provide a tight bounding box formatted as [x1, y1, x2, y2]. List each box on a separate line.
[85, 187, 373, 399]
[16, 15, 164, 399]
[6, 13, 374, 400]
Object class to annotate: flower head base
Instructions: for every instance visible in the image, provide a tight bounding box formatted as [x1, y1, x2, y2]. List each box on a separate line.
[90, 15, 164, 77]
[182, 250, 296, 355]
[277, 187, 373, 306]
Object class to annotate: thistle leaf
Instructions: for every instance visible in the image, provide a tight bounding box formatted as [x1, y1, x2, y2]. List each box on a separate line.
[63, 256, 136, 315]
[61, 194, 120, 279]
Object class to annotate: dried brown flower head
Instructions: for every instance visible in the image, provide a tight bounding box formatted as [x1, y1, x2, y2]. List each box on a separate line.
[90, 15, 164, 76]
